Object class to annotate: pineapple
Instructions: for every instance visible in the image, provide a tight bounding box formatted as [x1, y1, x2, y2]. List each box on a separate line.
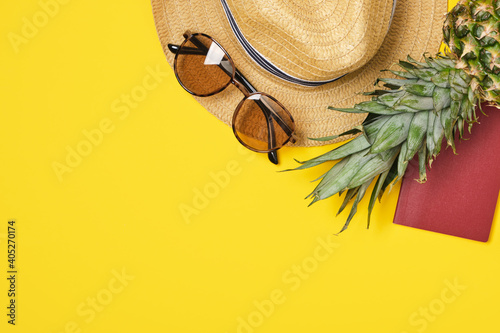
[444, 0, 500, 102]
[294, 0, 500, 232]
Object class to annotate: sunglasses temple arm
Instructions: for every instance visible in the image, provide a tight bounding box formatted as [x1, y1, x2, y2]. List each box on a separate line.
[168, 43, 207, 56]
[263, 108, 279, 164]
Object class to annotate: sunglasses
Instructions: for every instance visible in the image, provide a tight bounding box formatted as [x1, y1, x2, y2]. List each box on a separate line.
[167, 31, 296, 165]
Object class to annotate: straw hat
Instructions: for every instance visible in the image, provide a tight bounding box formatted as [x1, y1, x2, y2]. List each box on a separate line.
[151, 0, 447, 146]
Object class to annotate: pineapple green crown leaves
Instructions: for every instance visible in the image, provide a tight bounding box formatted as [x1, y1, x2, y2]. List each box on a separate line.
[289, 0, 500, 233]
[290, 55, 478, 233]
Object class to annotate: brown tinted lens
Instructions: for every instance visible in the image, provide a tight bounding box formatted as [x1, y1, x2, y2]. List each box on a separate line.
[233, 94, 294, 152]
[175, 34, 234, 96]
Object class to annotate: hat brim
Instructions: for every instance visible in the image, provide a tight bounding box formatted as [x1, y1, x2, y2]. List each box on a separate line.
[151, 0, 447, 146]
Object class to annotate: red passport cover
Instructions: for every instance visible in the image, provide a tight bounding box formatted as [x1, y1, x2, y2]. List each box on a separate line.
[393, 105, 500, 242]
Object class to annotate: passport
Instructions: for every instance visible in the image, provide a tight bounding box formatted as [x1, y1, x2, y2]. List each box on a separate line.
[393, 105, 500, 242]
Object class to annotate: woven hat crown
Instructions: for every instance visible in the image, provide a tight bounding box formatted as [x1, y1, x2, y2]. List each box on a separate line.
[225, 0, 395, 83]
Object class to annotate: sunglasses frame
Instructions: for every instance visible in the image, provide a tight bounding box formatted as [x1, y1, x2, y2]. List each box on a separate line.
[168, 31, 296, 160]
[173, 32, 237, 98]
[232, 92, 295, 153]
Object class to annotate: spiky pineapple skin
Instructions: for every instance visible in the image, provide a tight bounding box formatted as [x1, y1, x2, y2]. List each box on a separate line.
[444, 0, 500, 102]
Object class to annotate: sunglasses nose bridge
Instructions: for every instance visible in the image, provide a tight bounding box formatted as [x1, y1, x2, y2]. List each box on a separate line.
[232, 78, 251, 98]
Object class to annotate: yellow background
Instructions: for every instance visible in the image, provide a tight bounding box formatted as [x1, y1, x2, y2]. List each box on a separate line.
[1, 1, 499, 332]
